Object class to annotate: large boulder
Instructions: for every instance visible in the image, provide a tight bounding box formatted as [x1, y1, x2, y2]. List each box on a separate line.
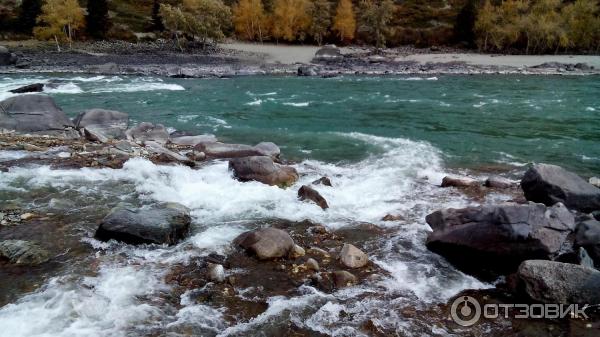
[95, 202, 191, 245]
[229, 156, 298, 187]
[0, 46, 17, 66]
[426, 202, 575, 276]
[313, 45, 343, 62]
[521, 164, 600, 213]
[195, 141, 280, 159]
[126, 122, 170, 145]
[0, 240, 50, 265]
[9, 83, 44, 94]
[518, 260, 600, 304]
[74, 109, 129, 140]
[234, 227, 295, 260]
[575, 219, 600, 267]
[298, 185, 329, 209]
[0, 95, 74, 132]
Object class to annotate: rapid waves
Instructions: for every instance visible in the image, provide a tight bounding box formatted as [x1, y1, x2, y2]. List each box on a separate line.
[0, 133, 489, 337]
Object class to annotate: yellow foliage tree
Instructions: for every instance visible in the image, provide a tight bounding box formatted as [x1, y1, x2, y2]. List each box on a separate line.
[233, 0, 267, 41]
[271, 0, 311, 42]
[332, 0, 355, 42]
[33, 0, 84, 50]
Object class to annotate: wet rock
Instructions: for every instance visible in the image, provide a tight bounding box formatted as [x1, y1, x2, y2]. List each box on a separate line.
[312, 176, 332, 186]
[0, 95, 75, 133]
[333, 270, 357, 288]
[441, 175, 480, 188]
[381, 214, 404, 221]
[0, 240, 50, 265]
[229, 156, 298, 187]
[298, 185, 329, 209]
[144, 141, 193, 166]
[126, 122, 170, 145]
[298, 65, 320, 76]
[289, 244, 306, 259]
[305, 258, 320, 271]
[234, 227, 295, 260]
[426, 202, 575, 277]
[9, 83, 44, 94]
[195, 142, 279, 159]
[74, 109, 129, 140]
[590, 177, 600, 188]
[186, 150, 206, 161]
[83, 126, 109, 143]
[575, 219, 600, 267]
[170, 134, 217, 146]
[207, 263, 225, 283]
[95, 202, 191, 245]
[518, 260, 600, 304]
[313, 45, 343, 62]
[485, 176, 515, 189]
[521, 164, 600, 213]
[20, 213, 35, 220]
[339, 243, 369, 268]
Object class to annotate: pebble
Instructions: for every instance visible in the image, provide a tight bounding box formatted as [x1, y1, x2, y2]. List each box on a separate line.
[289, 244, 306, 258]
[20, 213, 35, 220]
[305, 258, 320, 271]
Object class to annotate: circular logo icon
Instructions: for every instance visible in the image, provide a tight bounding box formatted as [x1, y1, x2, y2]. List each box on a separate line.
[450, 296, 481, 327]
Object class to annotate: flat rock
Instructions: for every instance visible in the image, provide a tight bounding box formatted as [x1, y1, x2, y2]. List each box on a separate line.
[229, 156, 298, 187]
[298, 185, 329, 209]
[126, 122, 170, 145]
[234, 227, 295, 260]
[74, 109, 129, 140]
[95, 202, 191, 245]
[441, 175, 480, 188]
[518, 260, 600, 304]
[485, 176, 515, 189]
[170, 134, 217, 146]
[426, 202, 575, 276]
[339, 243, 369, 268]
[195, 141, 279, 159]
[144, 140, 192, 165]
[521, 164, 600, 212]
[0, 95, 74, 133]
[0, 240, 50, 265]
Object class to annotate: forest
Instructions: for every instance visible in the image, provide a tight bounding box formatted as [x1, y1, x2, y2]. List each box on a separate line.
[0, 0, 599, 53]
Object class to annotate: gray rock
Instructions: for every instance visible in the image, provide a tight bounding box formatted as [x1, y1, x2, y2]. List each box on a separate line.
[194, 141, 279, 159]
[95, 202, 191, 245]
[578, 247, 595, 269]
[126, 122, 170, 145]
[339, 243, 368, 268]
[485, 176, 515, 189]
[575, 219, 600, 267]
[298, 65, 320, 76]
[332, 270, 357, 288]
[441, 175, 480, 188]
[313, 45, 343, 62]
[9, 83, 44, 94]
[590, 177, 600, 188]
[234, 227, 295, 260]
[298, 185, 329, 209]
[0, 95, 74, 132]
[254, 142, 281, 159]
[170, 135, 217, 146]
[207, 263, 225, 282]
[229, 156, 298, 187]
[0, 240, 50, 265]
[521, 164, 600, 213]
[426, 202, 575, 275]
[312, 176, 332, 186]
[518, 260, 600, 304]
[74, 109, 129, 140]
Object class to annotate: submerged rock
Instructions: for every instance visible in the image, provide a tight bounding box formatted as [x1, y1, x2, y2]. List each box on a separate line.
[426, 202, 575, 276]
[9, 83, 44, 94]
[381, 214, 404, 221]
[126, 122, 170, 145]
[521, 164, 600, 213]
[0, 95, 74, 133]
[298, 185, 329, 209]
[229, 156, 298, 187]
[518, 260, 600, 304]
[96, 202, 191, 245]
[0, 240, 50, 265]
[234, 227, 295, 260]
[74, 109, 129, 140]
[339, 243, 369, 268]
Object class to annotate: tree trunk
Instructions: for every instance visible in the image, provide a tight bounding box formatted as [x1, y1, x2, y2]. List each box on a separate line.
[54, 35, 61, 52]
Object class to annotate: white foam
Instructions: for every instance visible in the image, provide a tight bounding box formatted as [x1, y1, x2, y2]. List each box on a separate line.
[282, 102, 310, 107]
[245, 99, 263, 106]
[44, 82, 83, 94]
[90, 82, 184, 93]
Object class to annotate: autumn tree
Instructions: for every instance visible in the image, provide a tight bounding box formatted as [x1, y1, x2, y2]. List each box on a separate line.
[358, 0, 394, 49]
[474, 0, 496, 51]
[86, 0, 110, 39]
[18, 0, 42, 35]
[271, 0, 311, 42]
[307, 0, 331, 45]
[332, 0, 356, 42]
[233, 0, 267, 41]
[34, 0, 85, 50]
[562, 0, 600, 52]
[160, 4, 187, 50]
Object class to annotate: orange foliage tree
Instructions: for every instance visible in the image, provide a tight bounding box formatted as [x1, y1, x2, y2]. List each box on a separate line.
[270, 0, 311, 42]
[332, 0, 355, 42]
[233, 0, 267, 41]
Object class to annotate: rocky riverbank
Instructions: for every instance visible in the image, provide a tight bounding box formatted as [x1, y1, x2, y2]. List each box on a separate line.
[1, 41, 600, 77]
[1, 90, 599, 335]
